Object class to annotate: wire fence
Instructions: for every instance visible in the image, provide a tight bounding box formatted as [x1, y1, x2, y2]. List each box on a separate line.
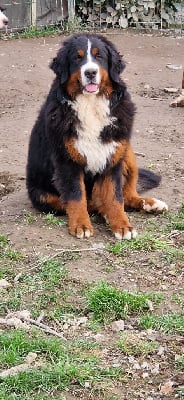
[1, 0, 184, 32]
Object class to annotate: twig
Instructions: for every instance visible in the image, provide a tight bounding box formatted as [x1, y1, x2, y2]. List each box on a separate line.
[135, 151, 145, 157]
[21, 316, 66, 340]
[36, 311, 45, 324]
[14, 245, 105, 282]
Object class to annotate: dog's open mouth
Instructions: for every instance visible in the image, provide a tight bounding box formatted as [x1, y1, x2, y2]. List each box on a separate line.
[84, 84, 99, 93]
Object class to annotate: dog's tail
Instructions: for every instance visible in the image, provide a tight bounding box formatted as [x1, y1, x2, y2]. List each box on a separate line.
[137, 168, 161, 193]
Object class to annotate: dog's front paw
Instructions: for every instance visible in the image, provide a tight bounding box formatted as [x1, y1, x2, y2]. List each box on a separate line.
[114, 227, 138, 240]
[68, 219, 93, 239]
[143, 198, 168, 213]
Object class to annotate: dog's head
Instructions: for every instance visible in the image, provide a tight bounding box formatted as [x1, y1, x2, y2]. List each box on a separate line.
[0, 7, 8, 29]
[50, 34, 125, 98]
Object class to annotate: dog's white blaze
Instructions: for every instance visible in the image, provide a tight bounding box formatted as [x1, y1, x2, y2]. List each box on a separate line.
[72, 94, 118, 174]
[87, 39, 92, 63]
[81, 40, 100, 87]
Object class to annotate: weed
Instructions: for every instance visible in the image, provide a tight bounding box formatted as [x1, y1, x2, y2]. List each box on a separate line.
[23, 210, 37, 224]
[161, 247, 184, 264]
[162, 205, 184, 231]
[139, 313, 184, 333]
[176, 353, 184, 370]
[172, 292, 184, 308]
[0, 234, 9, 247]
[43, 213, 65, 226]
[117, 333, 158, 356]
[107, 233, 170, 255]
[85, 281, 162, 323]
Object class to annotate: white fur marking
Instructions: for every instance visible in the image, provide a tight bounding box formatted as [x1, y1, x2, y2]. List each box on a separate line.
[115, 229, 138, 240]
[72, 94, 118, 174]
[143, 198, 168, 213]
[87, 39, 92, 63]
[0, 9, 8, 29]
[81, 40, 100, 90]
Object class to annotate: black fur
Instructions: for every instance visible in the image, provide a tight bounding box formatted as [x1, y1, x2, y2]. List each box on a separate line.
[26, 34, 136, 213]
[26, 34, 162, 221]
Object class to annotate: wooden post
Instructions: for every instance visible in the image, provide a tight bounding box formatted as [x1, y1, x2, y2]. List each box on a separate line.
[31, 0, 37, 26]
[68, 0, 75, 21]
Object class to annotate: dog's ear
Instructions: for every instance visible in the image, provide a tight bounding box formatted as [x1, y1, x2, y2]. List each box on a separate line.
[107, 42, 125, 83]
[50, 47, 69, 84]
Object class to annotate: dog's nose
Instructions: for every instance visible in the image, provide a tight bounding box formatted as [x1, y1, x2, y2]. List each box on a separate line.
[4, 19, 8, 25]
[84, 69, 97, 80]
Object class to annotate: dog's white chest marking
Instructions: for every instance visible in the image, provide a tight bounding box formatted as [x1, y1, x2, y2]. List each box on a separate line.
[72, 95, 117, 174]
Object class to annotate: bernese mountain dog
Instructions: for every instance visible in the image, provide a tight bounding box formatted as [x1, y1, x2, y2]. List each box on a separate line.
[26, 34, 168, 239]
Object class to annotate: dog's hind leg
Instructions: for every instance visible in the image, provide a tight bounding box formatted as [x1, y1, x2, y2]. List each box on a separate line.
[123, 144, 168, 213]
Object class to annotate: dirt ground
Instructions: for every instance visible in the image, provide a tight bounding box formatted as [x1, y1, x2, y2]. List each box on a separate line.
[0, 31, 184, 399]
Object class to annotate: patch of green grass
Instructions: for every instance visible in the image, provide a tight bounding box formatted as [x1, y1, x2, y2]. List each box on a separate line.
[23, 258, 68, 288]
[139, 313, 184, 333]
[10, 25, 62, 40]
[172, 292, 184, 308]
[43, 213, 65, 226]
[161, 247, 184, 264]
[107, 233, 170, 255]
[0, 329, 123, 397]
[0, 234, 9, 247]
[117, 333, 158, 356]
[85, 281, 163, 323]
[162, 204, 184, 231]
[176, 353, 184, 371]
[23, 210, 37, 224]
[0, 234, 23, 263]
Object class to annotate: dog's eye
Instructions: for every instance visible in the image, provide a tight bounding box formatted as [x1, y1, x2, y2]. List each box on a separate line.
[76, 51, 84, 61]
[95, 53, 102, 60]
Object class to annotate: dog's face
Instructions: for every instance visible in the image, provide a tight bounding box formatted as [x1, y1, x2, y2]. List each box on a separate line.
[50, 34, 125, 98]
[0, 7, 8, 29]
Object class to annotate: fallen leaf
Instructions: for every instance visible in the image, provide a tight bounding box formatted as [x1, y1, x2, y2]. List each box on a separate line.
[160, 380, 175, 395]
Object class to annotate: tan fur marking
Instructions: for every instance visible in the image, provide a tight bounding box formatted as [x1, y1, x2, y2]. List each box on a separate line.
[65, 138, 86, 165]
[66, 71, 82, 98]
[40, 194, 65, 211]
[110, 141, 127, 167]
[182, 70, 184, 90]
[122, 144, 162, 210]
[98, 68, 114, 98]
[66, 174, 93, 237]
[77, 49, 85, 58]
[92, 47, 99, 56]
[90, 176, 132, 236]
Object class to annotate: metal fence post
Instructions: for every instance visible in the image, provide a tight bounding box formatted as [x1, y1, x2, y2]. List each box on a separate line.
[31, 0, 37, 26]
[68, 0, 75, 21]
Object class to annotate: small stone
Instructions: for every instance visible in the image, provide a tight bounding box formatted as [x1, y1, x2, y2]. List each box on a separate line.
[164, 87, 179, 93]
[143, 372, 149, 378]
[133, 362, 141, 370]
[84, 381, 91, 388]
[157, 346, 165, 356]
[141, 361, 149, 370]
[151, 363, 160, 375]
[166, 64, 182, 70]
[0, 279, 11, 288]
[111, 319, 125, 332]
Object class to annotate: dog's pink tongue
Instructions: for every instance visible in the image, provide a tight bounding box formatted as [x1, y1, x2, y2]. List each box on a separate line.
[85, 84, 98, 93]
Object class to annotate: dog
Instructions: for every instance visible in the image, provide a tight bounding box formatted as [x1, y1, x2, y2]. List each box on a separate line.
[170, 69, 184, 107]
[26, 34, 168, 240]
[0, 7, 8, 29]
